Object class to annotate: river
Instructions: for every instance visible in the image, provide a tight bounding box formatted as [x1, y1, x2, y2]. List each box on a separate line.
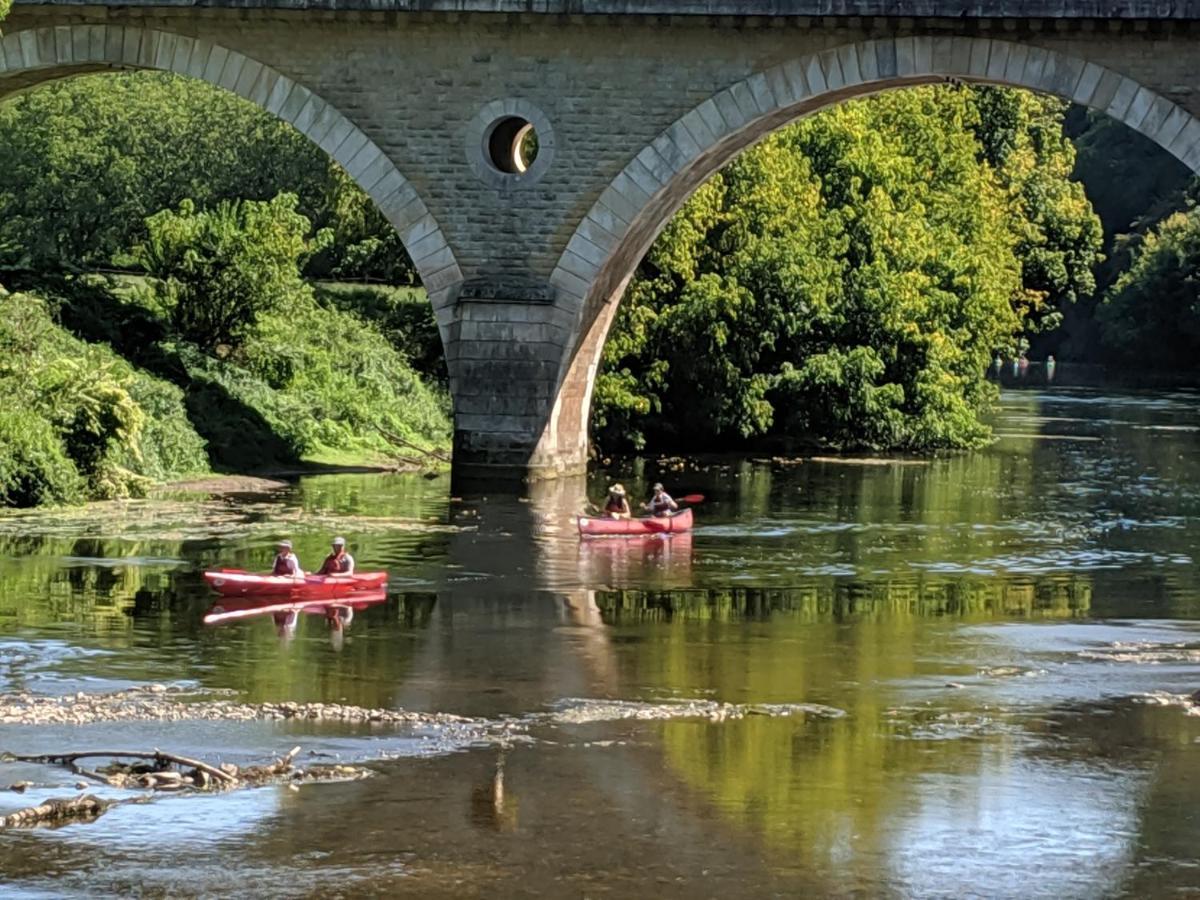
[1, 383, 1199, 898]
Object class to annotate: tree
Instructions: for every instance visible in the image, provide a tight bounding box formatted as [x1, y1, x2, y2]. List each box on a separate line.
[595, 86, 1043, 453]
[972, 88, 1103, 338]
[0, 72, 414, 282]
[137, 193, 330, 352]
[1097, 207, 1200, 370]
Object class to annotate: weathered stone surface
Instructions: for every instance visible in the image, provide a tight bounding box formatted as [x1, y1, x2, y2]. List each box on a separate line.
[4, 5, 1200, 479]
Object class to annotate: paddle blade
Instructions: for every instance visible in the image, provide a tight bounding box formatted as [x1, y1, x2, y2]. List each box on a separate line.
[678, 493, 705, 504]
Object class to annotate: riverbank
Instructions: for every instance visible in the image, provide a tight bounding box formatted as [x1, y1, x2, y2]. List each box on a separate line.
[0, 276, 451, 511]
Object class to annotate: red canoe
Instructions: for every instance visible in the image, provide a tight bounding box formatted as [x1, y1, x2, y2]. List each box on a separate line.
[577, 507, 693, 537]
[202, 569, 388, 598]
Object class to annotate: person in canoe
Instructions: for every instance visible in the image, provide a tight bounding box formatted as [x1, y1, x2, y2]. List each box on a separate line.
[603, 484, 632, 519]
[272, 540, 304, 577]
[317, 536, 355, 575]
[644, 482, 678, 518]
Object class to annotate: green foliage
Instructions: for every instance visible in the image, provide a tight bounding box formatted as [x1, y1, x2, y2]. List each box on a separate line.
[239, 294, 449, 454]
[973, 88, 1103, 335]
[0, 288, 208, 507]
[597, 86, 1092, 452]
[137, 194, 330, 352]
[0, 72, 412, 282]
[313, 283, 446, 382]
[1097, 208, 1200, 370]
[0, 411, 86, 508]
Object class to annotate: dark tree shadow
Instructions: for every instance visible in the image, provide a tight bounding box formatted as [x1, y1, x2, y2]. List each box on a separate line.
[16, 271, 300, 471]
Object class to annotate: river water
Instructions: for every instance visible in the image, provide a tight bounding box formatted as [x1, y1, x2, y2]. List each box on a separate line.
[1, 384, 1199, 898]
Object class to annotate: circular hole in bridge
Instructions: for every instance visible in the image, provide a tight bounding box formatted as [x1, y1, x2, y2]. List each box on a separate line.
[487, 116, 539, 175]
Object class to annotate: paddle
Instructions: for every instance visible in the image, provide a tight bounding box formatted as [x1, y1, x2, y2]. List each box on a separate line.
[677, 493, 705, 504]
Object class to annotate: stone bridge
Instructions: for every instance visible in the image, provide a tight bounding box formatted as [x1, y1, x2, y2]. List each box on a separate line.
[4, 1, 1200, 479]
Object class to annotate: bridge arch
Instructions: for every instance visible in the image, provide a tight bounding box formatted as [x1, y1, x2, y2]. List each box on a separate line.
[541, 35, 1200, 469]
[0, 24, 462, 300]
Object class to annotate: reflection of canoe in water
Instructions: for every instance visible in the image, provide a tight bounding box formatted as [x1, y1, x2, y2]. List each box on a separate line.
[577, 508, 693, 537]
[202, 569, 388, 598]
[203, 590, 386, 625]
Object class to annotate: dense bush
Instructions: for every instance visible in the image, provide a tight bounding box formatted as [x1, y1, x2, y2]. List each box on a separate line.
[1097, 207, 1200, 370]
[0, 288, 209, 506]
[313, 284, 445, 382]
[133, 194, 448, 467]
[0, 411, 86, 508]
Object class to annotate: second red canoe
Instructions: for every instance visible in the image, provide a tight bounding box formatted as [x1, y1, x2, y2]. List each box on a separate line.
[577, 507, 693, 537]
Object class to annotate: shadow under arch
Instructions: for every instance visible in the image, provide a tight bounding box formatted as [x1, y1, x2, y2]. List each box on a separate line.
[0, 24, 463, 306]
[544, 35, 1200, 459]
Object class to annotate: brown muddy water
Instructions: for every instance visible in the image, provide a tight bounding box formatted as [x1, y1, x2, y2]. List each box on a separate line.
[1, 386, 1199, 898]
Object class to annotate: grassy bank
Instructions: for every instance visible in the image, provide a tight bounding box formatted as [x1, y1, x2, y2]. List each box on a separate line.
[0, 276, 449, 508]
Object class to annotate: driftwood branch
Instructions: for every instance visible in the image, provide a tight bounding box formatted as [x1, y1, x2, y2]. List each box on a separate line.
[374, 425, 451, 463]
[1, 744, 371, 828]
[7, 749, 236, 784]
[0, 794, 115, 829]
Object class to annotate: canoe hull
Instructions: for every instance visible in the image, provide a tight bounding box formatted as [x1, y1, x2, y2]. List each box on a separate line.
[202, 570, 388, 599]
[578, 507, 693, 537]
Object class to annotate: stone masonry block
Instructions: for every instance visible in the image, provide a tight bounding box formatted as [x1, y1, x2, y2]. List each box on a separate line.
[780, 58, 812, 101]
[818, 48, 844, 92]
[835, 42, 862, 87]
[745, 71, 776, 113]
[1072, 61, 1105, 106]
[804, 54, 827, 95]
[1105, 75, 1140, 123]
[53, 25, 72, 64]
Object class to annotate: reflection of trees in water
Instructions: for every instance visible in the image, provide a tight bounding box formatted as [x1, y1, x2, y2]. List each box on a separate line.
[596, 575, 1093, 624]
[594, 574, 1098, 873]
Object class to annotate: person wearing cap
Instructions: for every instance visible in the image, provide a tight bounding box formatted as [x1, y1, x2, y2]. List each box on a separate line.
[603, 484, 631, 519]
[644, 483, 678, 518]
[272, 540, 303, 577]
[317, 536, 355, 575]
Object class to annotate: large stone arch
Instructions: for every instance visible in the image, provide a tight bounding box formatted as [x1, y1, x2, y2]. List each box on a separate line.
[0, 24, 462, 300]
[541, 35, 1200, 470]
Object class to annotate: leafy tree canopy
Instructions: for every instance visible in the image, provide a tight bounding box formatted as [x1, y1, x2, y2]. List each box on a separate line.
[1097, 207, 1200, 371]
[0, 72, 411, 282]
[594, 86, 1102, 453]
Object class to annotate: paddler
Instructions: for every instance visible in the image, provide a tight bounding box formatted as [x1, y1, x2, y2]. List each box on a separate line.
[317, 536, 355, 575]
[644, 482, 678, 518]
[603, 483, 631, 519]
[272, 540, 303, 577]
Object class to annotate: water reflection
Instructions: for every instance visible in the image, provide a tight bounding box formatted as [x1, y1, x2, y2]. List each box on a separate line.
[2, 386, 1200, 896]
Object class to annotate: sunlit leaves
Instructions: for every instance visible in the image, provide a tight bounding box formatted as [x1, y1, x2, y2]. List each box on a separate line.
[594, 86, 1100, 453]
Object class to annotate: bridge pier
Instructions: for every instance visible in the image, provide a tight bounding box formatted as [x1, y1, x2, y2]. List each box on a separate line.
[443, 294, 590, 483]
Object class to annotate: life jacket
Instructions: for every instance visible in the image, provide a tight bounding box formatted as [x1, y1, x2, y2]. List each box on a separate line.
[272, 553, 300, 576]
[604, 496, 627, 514]
[319, 551, 352, 575]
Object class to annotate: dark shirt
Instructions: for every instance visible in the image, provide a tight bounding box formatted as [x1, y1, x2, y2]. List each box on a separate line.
[604, 497, 630, 516]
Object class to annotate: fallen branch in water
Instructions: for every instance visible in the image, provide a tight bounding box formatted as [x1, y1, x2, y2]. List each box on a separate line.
[6, 749, 236, 785]
[374, 425, 451, 463]
[2, 745, 371, 810]
[0, 794, 116, 829]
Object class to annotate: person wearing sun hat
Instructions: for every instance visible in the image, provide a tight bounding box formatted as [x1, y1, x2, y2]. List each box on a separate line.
[317, 536, 356, 575]
[603, 483, 631, 520]
[271, 539, 304, 577]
